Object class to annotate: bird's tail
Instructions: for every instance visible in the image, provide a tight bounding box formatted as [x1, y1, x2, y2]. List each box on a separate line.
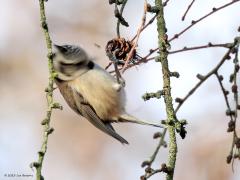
[103, 123, 129, 144]
[118, 114, 163, 128]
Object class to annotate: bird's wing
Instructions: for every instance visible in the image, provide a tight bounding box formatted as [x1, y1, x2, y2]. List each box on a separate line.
[72, 89, 129, 144]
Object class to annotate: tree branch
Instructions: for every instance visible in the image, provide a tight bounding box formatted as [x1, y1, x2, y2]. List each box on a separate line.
[174, 37, 239, 113]
[155, 0, 177, 179]
[169, 0, 240, 42]
[122, 1, 147, 72]
[141, 129, 167, 179]
[169, 42, 232, 54]
[136, 0, 240, 60]
[31, 1, 62, 179]
[116, 0, 129, 38]
[181, 0, 196, 21]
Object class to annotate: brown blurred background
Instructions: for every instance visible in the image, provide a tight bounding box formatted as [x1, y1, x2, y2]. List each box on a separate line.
[0, 0, 240, 180]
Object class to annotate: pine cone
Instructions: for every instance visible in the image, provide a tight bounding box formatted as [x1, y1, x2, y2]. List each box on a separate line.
[106, 38, 137, 64]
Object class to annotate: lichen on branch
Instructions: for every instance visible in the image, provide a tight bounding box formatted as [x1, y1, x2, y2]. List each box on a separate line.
[155, 0, 177, 179]
[31, 1, 62, 180]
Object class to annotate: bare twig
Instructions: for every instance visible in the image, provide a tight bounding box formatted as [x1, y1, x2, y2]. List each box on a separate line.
[122, 1, 148, 73]
[215, 71, 235, 169]
[106, 51, 125, 85]
[169, 0, 240, 42]
[116, 0, 129, 38]
[215, 72, 233, 122]
[144, 169, 163, 179]
[149, 129, 167, 165]
[174, 38, 239, 113]
[116, 42, 232, 72]
[181, 0, 196, 21]
[131, 14, 157, 42]
[169, 42, 232, 54]
[141, 129, 167, 179]
[105, 62, 113, 70]
[138, 0, 240, 60]
[172, 37, 240, 171]
[224, 43, 240, 167]
[163, 0, 170, 7]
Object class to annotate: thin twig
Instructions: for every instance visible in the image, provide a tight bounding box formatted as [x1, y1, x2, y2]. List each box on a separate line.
[163, 0, 170, 7]
[131, 14, 158, 42]
[122, 1, 148, 73]
[141, 129, 167, 179]
[181, 0, 196, 21]
[215, 72, 233, 122]
[232, 44, 240, 164]
[225, 43, 240, 167]
[149, 129, 167, 165]
[106, 51, 124, 85]
[215, 71, 235, 169]
[116, 0, 128, 38]
[169, 42, 232, 54]
[145, 169, 163, 179]
[105, 62, 113, 70]
[117, 42, 231, 72]
[138, 0, 240, 60]
[174, 39, 238, 113]
[169, 0, 240, 42]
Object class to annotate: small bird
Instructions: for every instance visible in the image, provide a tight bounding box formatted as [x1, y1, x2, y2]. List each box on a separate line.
[52, 44, 162, 144]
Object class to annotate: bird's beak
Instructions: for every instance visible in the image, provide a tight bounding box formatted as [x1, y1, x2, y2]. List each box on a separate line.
[53, 44, 60, 49]
[53, 44, 68, 54]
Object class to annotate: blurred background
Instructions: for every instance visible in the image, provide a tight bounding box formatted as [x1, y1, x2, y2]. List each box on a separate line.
[0, 0, 240, 179]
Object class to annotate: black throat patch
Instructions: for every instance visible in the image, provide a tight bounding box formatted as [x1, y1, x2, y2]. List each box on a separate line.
[55, 77, 64, 83]
[87, 61, 95, 69]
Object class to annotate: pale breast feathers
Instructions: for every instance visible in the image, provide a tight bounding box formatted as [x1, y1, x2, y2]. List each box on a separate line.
[69, 68, 125, 120]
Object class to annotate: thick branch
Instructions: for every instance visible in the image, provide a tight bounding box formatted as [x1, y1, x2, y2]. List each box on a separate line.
[155, 0, 177, 179]
[32, 1, 61, 180]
